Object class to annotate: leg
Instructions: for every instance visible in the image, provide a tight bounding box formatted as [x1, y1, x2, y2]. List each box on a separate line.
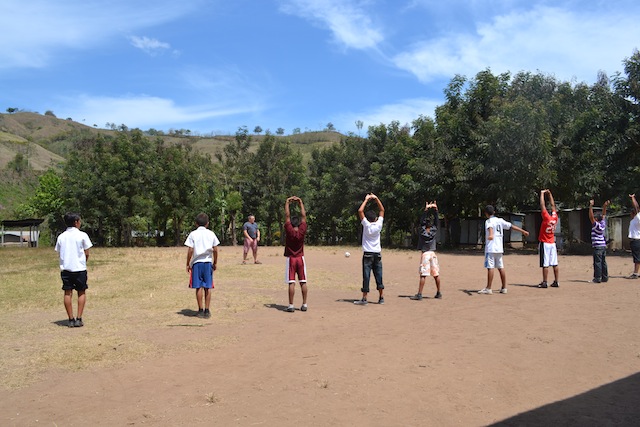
[486, 268, 495, 290]
[288, 282, 295, 304]
[418, 276, 426, 295]
[195, 288, 204, 310]
[372, 254, 384, 299]
[542, 267, 549, 283]
[434, 276, 441, 292]
[593, 249, 602, 281]
[77, 290, 86, 319]
[361, 254, 373, 300]
[64, 290, 74, 319]
[602, 250, 608, 281]
[301, 282, 308, 305]
[204, 288, 211, 309]
[552, 265, 559, 282]
[252, 241, 259, 263]
[499, 268, 507, 290]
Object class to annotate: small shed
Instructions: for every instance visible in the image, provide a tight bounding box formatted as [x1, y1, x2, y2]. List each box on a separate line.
[458, 213, 526, 248]
[1, 219, 45, 247]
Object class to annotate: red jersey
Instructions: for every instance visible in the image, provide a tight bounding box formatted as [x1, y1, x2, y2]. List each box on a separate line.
[538, 210, 557, 243]
[284, 221, 307, 257]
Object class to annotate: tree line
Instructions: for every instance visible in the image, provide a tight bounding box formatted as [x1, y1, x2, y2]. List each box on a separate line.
[18, 50, 640, 247]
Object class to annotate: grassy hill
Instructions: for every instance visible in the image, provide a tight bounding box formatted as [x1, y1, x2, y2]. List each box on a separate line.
[0, 112, 346, 219]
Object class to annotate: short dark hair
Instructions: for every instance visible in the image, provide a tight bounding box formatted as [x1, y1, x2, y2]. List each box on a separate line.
[595, 213, 603, 222]
[421, 218, 433, 228]
[365, 210, 377, 222]
[195, 213, 209, 226]
[63, 212, 81, 227]
[291, 216, 301, 227]
[485, 205, 495, 216]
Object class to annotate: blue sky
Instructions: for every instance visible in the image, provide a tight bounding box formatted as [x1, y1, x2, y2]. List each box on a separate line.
[2, 0, 639, 136]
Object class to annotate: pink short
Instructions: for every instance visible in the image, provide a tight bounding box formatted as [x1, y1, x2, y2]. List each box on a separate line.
[244, 238, 258, 253]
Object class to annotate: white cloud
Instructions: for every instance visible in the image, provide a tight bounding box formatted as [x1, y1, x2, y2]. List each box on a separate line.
[393, 5, 640, 84]
[129, 36, 171, 56]
[337, 98, 440, 133]
[279, 0, 384, 50]
[59, 94, 263, 130]
[0, 0, 199, 69]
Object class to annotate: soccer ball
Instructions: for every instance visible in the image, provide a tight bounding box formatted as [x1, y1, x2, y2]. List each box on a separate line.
[344, 251, 350, 258]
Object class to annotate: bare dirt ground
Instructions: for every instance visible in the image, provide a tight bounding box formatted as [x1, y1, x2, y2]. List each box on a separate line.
[2, 246, 640, 426]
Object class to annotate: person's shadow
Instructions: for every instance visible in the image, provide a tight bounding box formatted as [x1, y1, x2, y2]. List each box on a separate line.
[176, 308, 201, 317]
[52, 319, 73, 327]
[264, 303, 291, 312]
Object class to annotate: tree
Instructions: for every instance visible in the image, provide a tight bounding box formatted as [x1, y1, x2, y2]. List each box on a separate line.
[44, 110, 56, 117]
[6, 107, 18, 113]
[276, 127, 285, 135]
[325, 122, 336, 131]
[253, 125, 263, 135]
[355, 120, 364, 135]
[7, 152, 29, 175]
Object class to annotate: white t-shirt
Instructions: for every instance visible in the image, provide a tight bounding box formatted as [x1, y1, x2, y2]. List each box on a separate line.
[55, 227, 93, 272]
[184, 226, 220, 265]
[361, 217, 383, 253]
[485, 216, 512, 254]
[629, 213, 640, 239]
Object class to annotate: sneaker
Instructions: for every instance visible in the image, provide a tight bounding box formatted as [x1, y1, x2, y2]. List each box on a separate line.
[353, 299, 368, 305]
[68, 318, 76, 328]
[434, 292, 442, 299]
[286, 305, 295, 312]
[203, 309, 211, 318]
[300, 304, 308, 312]
[550, 281, 559, 288]
[537, 282, 548, 288]
[626, 273, 639, 279]
[499, 288, 507, 294]
[196, 309, 205, 318]
[74, 318, 84, 327]
[410, 293, 423, 301]
[378, 297, 385, 305]
[588, 279, 601, 284]
[478, 288, 493, 294]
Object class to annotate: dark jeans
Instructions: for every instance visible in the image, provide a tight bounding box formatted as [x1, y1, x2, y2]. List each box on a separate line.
[362, 252, 384, 293]
[593, 247, 608, 282]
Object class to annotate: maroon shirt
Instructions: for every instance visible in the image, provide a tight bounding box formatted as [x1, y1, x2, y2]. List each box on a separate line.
[284, 221, 307, 257]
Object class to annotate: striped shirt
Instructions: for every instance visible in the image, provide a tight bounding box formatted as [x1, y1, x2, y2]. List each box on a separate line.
[591, 218, 606, 247]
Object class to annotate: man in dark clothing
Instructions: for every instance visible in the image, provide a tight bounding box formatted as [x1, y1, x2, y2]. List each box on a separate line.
[411, 201, 441, 300]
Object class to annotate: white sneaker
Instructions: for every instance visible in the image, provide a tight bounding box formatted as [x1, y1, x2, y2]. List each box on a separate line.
[499, 288, 507, 294]
[478, 288, 493, 295]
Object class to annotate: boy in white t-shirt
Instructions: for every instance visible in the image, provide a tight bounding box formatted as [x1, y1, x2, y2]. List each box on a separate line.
[55, 213, 93, 327]
[478, 205, 529, 295]
[185, 213, 220, 318]
[354, 194, 385, 305]
[627, 194, 640, 278]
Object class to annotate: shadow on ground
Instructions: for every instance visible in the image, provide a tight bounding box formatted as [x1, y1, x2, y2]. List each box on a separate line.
[490, 372, 640, 426]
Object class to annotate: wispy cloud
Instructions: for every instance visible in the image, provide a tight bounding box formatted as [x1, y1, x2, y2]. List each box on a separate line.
[129, 36, 173, 56]
[393, 5, 640, 83]
[0, 0, 199, 69]
[279, 0, 384, 50]
[59, 94, 263, 130]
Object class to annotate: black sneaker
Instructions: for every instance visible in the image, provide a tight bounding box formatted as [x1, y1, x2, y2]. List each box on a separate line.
[537, 282, 548, 288]
[203, 309, 211, 319]
[286, 306, 295, 312]
[550, 281, 559, 288]
[68, 318, 76, 328]
[74, 318, 84, 327]
[378, 297, 385, 305]
[410, 294, 423, 301]
[434, 292, 442, 299]
[300, 305, 308, 312]
[353, 299, 368, 305]
[196, 309, 205, 318]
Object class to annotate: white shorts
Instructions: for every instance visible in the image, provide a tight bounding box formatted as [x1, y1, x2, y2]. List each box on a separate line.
[484, 253, 504, 269]
[419, 251, 440, 277]
[539, 242, 558, 267]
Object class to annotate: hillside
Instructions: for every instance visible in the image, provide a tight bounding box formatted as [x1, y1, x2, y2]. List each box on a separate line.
[0, 112, 346, 219]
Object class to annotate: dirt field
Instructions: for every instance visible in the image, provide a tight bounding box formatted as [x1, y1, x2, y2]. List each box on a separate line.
[2, 246, 640, 426]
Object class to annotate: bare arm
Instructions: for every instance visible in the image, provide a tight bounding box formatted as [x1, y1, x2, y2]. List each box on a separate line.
[243, 228, 251, 240]
[588, 199, 595, 224]
[487, 226, 494, 241]
[285, 197, 292, 222]
[548, 190, 557, 212]
[370, 193, 385, 218]
[358, 194, 371, 221]
[212, 246, 218, 271]
[540, 189, 547, 211]
[510, 224, 530, 238]
[602, 200, 610, 218]
[298, 197, 307, 223]
[631, 194, 639, 213]
[186, 247, 194, 273]
[84, 249, 90, 262]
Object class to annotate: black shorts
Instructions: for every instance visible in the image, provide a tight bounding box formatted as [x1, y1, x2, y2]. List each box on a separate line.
[631, 239, 640, 264]
[61, 270, 88, 292]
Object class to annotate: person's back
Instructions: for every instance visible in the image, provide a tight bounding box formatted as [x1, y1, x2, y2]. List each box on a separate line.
[538, 209, 557, 243]
[284, 221, 307, 257]
[361, 215, 383, 253]
[485, 216, 510, 254]
[417, 210, 438, 252]
[56, 227, 92, 272]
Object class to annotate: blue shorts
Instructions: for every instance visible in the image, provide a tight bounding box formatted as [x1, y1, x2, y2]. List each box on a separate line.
[190, 262, 214, 289]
